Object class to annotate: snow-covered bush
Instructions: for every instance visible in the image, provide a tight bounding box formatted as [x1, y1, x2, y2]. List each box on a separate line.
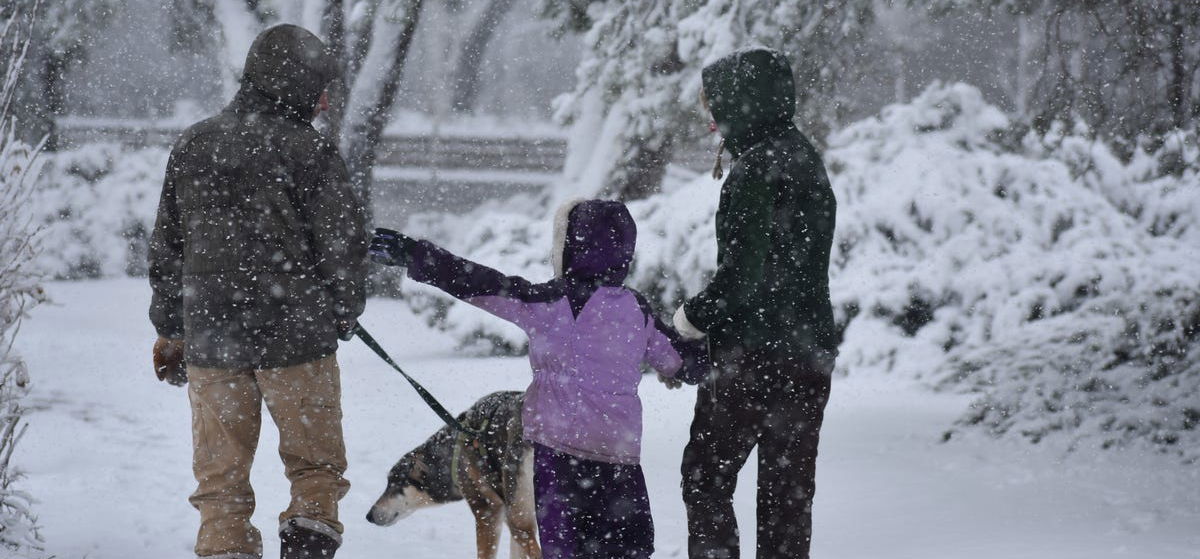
[31, 144, 166, 279]
[824, 84, 1200, 460]
[401, 83, 1200, 461]
[0, 11, 46, 555]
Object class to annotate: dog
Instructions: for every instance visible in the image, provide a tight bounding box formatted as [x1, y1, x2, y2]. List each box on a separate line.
[367, 390, 541, 559]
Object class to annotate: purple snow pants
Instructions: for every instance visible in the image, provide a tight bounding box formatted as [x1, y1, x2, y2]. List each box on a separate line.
[533, 443, 654, 559]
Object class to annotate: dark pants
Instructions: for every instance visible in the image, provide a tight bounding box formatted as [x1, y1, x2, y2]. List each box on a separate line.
[534, 443, 655, 559]
[681, 348, 832, 559]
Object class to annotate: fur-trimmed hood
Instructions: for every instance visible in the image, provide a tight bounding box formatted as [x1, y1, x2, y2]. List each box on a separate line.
[550, 199, 636, 284]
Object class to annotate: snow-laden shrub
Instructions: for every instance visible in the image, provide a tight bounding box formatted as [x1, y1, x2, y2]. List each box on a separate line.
[824, 84, 1200, 460]
[0, 11, 46, 555]
[31, 144, 166, 279]
[1029, 125, 1200, 244]
[401, 83, 1200, 461]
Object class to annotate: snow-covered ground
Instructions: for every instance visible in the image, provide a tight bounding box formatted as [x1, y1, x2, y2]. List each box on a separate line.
[14, 279, 1200, 558]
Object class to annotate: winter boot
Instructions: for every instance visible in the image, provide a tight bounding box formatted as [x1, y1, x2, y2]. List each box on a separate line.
[279, 518, 340, 559]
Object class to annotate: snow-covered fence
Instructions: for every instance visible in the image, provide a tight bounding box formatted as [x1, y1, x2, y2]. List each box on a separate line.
[50, 116, 713, 226]
[56, 117, 570, 172]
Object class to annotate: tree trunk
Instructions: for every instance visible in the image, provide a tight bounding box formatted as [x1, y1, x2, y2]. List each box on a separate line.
[449, 0, 514, 114]
[612, 134, 673, 201]
[212, 0, 267, 99]
[1014, 16, 1034, 117]
[41, 51, 67, 151]
[1168, 3, 1188, 129]
[320, 0, 347, 143]
[345, 0, 376, 82]
[343, 0, 425, 222]
[610, 46, 683, 201]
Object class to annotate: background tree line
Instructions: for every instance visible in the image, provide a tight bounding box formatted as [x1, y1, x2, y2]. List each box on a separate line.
[7, 0, 1198, 203]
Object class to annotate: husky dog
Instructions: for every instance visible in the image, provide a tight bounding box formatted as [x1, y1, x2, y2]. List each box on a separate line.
[367, 391, 540, 559]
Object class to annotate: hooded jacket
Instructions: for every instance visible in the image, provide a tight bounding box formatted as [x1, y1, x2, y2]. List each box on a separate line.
[398, 199, 706, 464]
[682, 47, 838, 360]
[149, 24, 367, 369]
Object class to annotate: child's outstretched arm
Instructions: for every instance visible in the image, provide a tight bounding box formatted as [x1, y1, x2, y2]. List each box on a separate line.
[370, 228, 541, 329]
[633, 293, 710, 386]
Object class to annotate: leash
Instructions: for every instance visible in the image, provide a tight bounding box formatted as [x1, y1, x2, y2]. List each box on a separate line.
[354, 325, 479, 437]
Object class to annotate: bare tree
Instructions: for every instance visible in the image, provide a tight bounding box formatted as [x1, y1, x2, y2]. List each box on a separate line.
[0, 0, 118, 149]
[169, 0, 430, 219]
[449, 0, 515, 114]
[339, 0, 425, 214]
[930, 0, 1200, 143]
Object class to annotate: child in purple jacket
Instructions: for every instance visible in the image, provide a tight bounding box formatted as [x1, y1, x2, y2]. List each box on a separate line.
[369, 199, 707, 559]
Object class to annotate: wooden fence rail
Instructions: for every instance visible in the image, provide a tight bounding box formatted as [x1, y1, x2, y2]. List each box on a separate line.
[56, 118, 713, 222]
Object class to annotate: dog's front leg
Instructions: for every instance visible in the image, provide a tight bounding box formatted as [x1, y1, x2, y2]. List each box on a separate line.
[467, 493, 503, 559]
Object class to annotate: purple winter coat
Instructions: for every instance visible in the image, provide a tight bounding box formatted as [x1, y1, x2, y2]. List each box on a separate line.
[403, 200, 706, 464]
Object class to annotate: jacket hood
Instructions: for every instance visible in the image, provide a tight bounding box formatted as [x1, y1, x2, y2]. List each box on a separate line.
[551, 199, 637, 284]
[235, 24, 339, 121]
[702, 47, 796, 157]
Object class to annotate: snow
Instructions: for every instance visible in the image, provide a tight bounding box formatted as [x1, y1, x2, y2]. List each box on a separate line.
[373, 166, 559, 185]
[384, 110, 567, 139]
[212, 0, 261, 100]
[31, 143, 166, 279]
[13, 279, 1200, 558]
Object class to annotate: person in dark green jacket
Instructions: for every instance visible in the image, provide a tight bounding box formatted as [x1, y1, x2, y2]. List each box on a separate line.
[673, 47, 837, 559]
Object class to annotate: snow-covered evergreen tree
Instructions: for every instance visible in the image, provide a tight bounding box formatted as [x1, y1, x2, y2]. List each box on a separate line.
[553, 0, 875, 200]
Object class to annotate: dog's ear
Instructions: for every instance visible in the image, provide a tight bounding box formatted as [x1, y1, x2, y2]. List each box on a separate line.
[388, 458, 411, 486]
[410, 455, 430, 481]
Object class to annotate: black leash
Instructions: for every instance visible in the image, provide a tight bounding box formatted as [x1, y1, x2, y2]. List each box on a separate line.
[354, 325, 479, 437]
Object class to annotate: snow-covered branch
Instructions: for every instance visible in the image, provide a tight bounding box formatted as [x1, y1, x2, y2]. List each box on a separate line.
[0, 6, 46, 554]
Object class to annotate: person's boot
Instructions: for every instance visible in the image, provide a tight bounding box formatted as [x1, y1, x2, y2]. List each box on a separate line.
[279, 518, 341, 559]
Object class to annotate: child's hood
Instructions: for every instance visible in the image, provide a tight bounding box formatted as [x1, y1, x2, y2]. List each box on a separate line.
[551, 199, 637, 284]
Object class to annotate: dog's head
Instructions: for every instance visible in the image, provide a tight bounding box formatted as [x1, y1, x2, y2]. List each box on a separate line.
[366, 453, 437, 526]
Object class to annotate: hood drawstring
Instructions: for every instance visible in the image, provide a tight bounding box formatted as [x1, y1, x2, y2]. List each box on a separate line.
[711, 138, 725, 180]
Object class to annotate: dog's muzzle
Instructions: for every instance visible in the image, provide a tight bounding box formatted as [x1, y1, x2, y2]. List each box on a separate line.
[367, 487, 432, 526]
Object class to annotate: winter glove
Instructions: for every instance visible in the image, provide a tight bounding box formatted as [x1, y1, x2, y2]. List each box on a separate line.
[336, 319, 359, 342]
[657, 373, 683, 390]
[673, 305, 707, 340]
[369, 227, 412, 267]
[153, 337, 187, 387]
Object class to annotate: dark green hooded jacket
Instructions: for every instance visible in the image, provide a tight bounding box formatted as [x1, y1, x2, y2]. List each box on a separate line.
[683, 48, 838, 360]
[148, 24, 367, 369]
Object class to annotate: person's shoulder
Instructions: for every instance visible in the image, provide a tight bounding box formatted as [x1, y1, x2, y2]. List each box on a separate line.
[172, 112, 236, 153]
[276, 118, 339, 161]
[612, 287, 659, 325]
[507, 277, 567, 304]
[732, 141, 785, 187]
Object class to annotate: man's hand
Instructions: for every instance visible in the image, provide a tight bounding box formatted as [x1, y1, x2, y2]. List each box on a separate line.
[369, 228, 409, 267]
[658, 374, 683, 390]
[336, 319, 359, 342]
[153, 337, 187, 387]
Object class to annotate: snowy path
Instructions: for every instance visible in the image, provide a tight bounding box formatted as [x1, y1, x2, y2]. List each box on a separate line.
[15, 280, 1200, 558]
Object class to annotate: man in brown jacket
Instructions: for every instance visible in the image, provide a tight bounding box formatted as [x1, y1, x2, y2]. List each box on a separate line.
[148, 24, 367, 559]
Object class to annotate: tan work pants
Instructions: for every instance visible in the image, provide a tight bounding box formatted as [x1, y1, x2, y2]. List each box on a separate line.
[187, 355, 349, 558]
